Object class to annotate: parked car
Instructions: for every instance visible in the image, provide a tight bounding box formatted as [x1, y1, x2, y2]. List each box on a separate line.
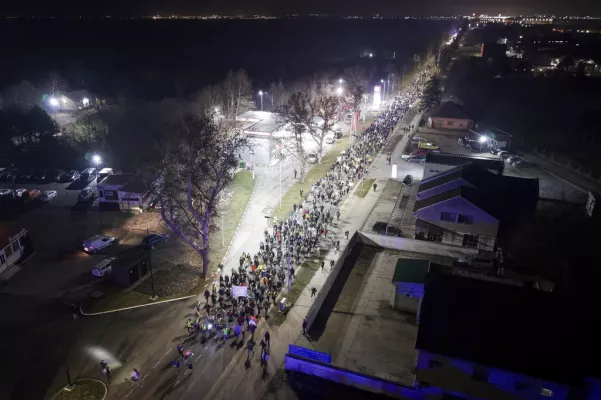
[15, 188, 27, 197]
[0, 168, 9, 180]
[411, 135, 425, 143]
[506, 155, 521, 164]
[333, 130, 343, 139]
[19, 169, 35, 180]
[410, 149, 429, 157]
[78, 187, 95, 201]
[61, 170, 81, 182]
[91, 258, 116, 277]
[80, 168, 98, 182]
[0, 189, 13, 196]
[38, 190, 58, 202]
[50, 169, 65, 181]
[23, 189, 40, 200]
[406, 156, 426, 163]
[83, 235, 116, 254]
[402, 175, 414, 186]
[372, 221, 402, 236]
[97, 168, 114, 182]
[34, 169, 50, 181]
[141, 233, 169, 250]
[417, 141, 440, 150]
[511, 158, 529, 168]
[325, 136, 335, 144]
[307, 153, 318, 164]
[454, 252, 498, 269]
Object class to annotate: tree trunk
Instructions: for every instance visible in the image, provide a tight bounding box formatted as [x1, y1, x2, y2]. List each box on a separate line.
[200, 249, 210, 280]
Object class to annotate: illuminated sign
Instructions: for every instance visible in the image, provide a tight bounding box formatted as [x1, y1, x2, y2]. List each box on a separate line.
[373, 85, 382, 107]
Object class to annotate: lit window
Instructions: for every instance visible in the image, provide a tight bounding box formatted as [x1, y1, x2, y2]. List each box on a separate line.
[540, 388, 553, 397]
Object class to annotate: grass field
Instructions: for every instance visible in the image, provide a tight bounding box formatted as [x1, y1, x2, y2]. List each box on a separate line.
[354, 179, 375, 198]
[51, 379, 106, 400]
[84, 170, 256, 313]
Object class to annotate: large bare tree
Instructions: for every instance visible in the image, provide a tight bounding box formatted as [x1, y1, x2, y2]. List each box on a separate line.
[222, 69, 253, 120]
[149, 112, 249, 278]
[268, 80, 288, 111]
[275, 91, 312, 182]
[309, 84, 338, 162]
[343, 65, 368, 112]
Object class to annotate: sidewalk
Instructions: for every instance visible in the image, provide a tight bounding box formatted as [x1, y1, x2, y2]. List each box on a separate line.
[201, 111, 412, 400]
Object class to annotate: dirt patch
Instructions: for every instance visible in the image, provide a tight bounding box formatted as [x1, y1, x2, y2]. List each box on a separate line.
[135, 263, 201, 297]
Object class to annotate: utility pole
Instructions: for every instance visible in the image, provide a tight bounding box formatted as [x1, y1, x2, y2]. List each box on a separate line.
[61, 348, 75, 390]
[146, 228, 157, 301]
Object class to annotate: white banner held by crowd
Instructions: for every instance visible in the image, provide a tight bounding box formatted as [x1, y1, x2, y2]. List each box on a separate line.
[232, 286, 248, 298]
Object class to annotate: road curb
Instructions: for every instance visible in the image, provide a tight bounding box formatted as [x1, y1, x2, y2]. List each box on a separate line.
[50, 378, 108, 400]
[80, 294, 195, 316]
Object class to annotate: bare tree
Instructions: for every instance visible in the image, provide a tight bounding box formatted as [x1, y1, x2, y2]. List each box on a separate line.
[222, 69, 253, 120]
[149, 112, 249, 278]
[269, 80, 288, 110]
[343, 65, 368, 112]
[192, 84, 224, 114]
[46, 71, 68, 98]
[275, 91, 312, 182]
[309, 84, 338, 162]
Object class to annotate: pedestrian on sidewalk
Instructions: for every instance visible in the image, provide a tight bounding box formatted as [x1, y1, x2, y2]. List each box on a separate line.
[373, 182, 378, 192]
[294, 169, 298, 179]
[173, 359, 180, 370]
[345, 230, 349, 240]
[302, 317, 308, 335]
[336, 210, 340, 221]
[330, 259, 335, 269]
[311, 287, 317, 298]
[177, 343, 184, 358]
[103, 365, 112, 384]
[185, 358, 193, 370]
[247, 340, 255, 360]
[300, 189, 304, 198]
[320, 260, 325, 271]
[265, 331, 270, 348]
[130, 369, 142, 387]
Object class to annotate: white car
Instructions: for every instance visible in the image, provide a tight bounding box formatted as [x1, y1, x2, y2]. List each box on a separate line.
[325, 136, 335, 144]
[307, 153, 318, 164]
[15, 188, 27, 197]
[83, 235, 116, 254]
[38, 190, 58, 202]
[0, 189, 13, 196]
[91, 258, 116, 277]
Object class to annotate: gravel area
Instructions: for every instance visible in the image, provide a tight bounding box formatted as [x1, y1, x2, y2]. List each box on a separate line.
[135, 263, 201, 297]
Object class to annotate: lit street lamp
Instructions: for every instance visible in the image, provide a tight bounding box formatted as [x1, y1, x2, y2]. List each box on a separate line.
[336, 86, 343, 99]
[259, 90, 265, 111]
[478, 135, 488, 152]
[380, 79, 387, 101]
[92, 154, 102, 169]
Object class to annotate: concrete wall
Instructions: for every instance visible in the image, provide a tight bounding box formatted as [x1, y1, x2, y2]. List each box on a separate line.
[358, 231, 478, 258]
[285, 353, 441, 399]
[428, 117, 473, 130]
[394, 282, 423, 312]
[305, 232, 360, 331]
[416, 351, 570, 400]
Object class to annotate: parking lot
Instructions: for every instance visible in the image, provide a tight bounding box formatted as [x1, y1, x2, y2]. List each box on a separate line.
[404, 131, 587, 203]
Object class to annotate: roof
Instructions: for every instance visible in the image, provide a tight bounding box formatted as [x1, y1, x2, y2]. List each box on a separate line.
[416, 274, 578, 384]
[65, 90, 97, 102]
[414, 187, 462, 212]
[418, 163, 492, 193]
[98, 174, 133, 186]
[392, 258, 430, 283]
[424, 101, 470, 120]
[426, 152, 504, 172]
[120, 178, 147, 194]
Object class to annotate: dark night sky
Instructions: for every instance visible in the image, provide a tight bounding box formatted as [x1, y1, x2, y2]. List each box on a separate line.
[1, 0, 600, 17]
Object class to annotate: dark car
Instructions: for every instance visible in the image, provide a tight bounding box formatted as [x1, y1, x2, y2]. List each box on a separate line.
[19, 169, 35, 181]
[402, 174, 413, 186]
[61, 170, 80, 182]
[50, 169, 65, 181]
[141, 233, 169, 250]
[372, 221, 402, 236]
[34, 169, 49, 181]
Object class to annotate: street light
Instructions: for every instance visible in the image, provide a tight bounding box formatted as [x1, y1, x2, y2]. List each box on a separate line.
[92, 154, 102, 169]
[478, 135, 488, 152]
[259, 90, 264, 111]
[336, 87, 343, 97]
[380, 79, 387, 101]
[49, 97, 59, 107]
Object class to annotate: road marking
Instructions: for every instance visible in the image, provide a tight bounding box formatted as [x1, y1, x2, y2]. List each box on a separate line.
[184, 368, 191, 376]
[173, 380, 180, 388]
[153, 359, 162, 368]
[164, 349, 171, 357]
[195, 354, 202, 362]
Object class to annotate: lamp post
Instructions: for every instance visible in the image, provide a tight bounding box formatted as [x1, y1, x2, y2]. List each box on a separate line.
[92, 154, 102, 170]
[380, 79, 387, 102]
[259, 90, 264, 111]
[478, 135, 488, 152]
[336, 87, 343, 101]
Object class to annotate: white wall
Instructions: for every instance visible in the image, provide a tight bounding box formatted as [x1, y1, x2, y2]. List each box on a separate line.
[359, 232, 478, 258]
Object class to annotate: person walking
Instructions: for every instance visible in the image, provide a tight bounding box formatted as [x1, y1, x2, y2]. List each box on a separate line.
[300, 189, 304, 198]
[336, 209, 340, 221]
[265, 331, 270, 348]
[294, 169, 298, 179]
[177, 343, 184, 358]
[320, 260, 325, 271]
[302, 317, 308, 335]
[345, 230, 349, 240]
[311, 287, 317, 298]
[330, 259, 335, 269]
[373, 182, 378, 192]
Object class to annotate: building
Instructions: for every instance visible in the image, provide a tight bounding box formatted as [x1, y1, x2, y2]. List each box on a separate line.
[424, 101, 474, 130]
[424, 152, 504, 179]
[59, 90, 99, 111]
[0, 227, 29, 276]
[414, 163, 539, 251]
[469, 128, 513, 151]
[391, 258, 430, 315]
[236, 110, 286, 165]
[415, 273, 600, 400]
[111, 248, 151, 287]
[97, 174, 152, 212]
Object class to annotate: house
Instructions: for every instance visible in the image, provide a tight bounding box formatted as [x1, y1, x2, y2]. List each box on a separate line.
[415, 273, 598, 400]
[236, 111, 287, 165]
[424, 101, 474, 130]
[59, 90, 99, 111]
[0, 227, 28, 276]
[470, 128, 513, 150]
[424, 152, 504, 179]
[96, 174, 152, 212]
[391, 258, 430, 315]
[413, 163, 539, 251]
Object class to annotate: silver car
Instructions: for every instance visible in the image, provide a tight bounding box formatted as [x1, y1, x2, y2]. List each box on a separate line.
[307, 153, 318, 164]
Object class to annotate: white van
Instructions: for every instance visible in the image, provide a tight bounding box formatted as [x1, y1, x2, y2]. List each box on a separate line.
[92, 258, 116, 277]
[80, 168, 98, 182]
[98, 168, 114, 182]
[83, 235, 116, 253]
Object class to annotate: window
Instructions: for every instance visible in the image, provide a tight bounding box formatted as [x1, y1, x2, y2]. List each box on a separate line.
[462, 234, 480, 248]
[11, 240, 20, 252]
[427, 232, 443, 242]
[447, 120, 454, 126]
[457, 214, 474, 225]
[440, 212, 457, 222]
[5, 245, 13, 258]
[0, 254, 5, 265]
[98, 190, 104, 198]
[540, 388, 554, 397]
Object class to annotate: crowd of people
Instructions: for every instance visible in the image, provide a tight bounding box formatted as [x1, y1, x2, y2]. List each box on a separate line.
[178, 72, 428, 370]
